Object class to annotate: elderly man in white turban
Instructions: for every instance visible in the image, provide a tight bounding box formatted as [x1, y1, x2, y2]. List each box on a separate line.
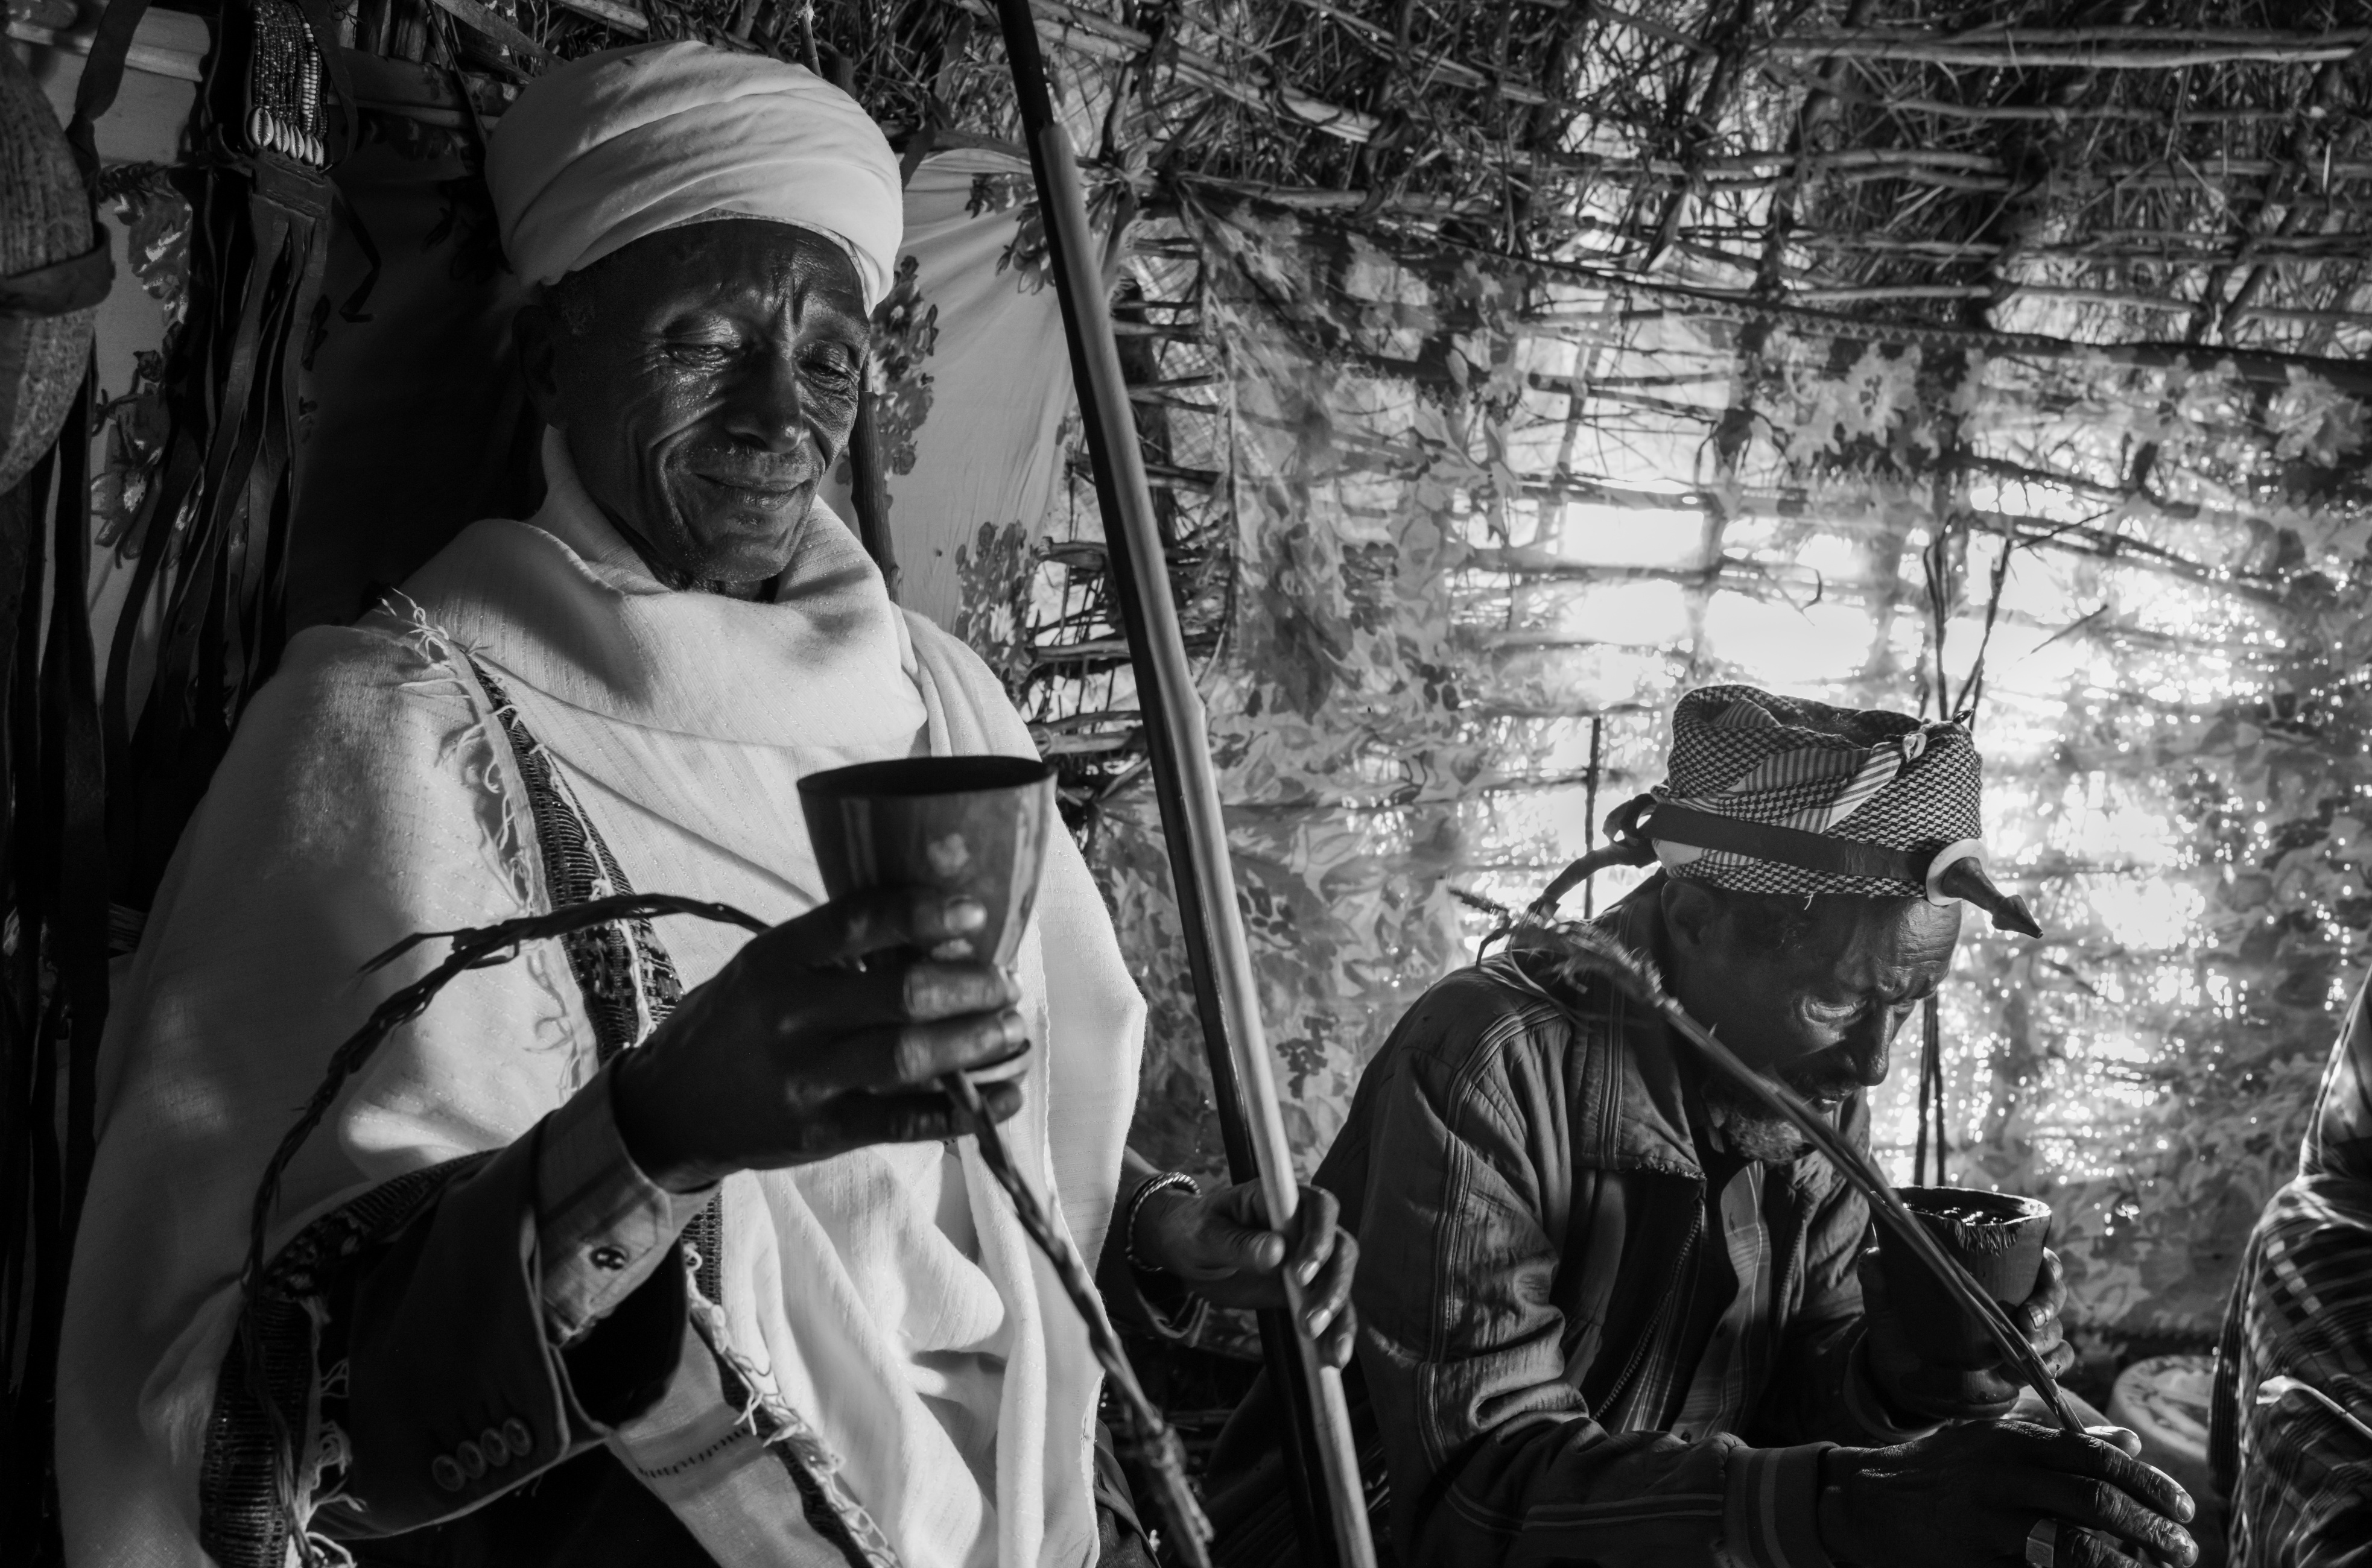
[55, 42, 1353, 1568]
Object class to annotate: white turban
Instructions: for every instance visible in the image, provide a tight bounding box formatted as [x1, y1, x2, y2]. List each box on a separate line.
[486, 41, 901, 308]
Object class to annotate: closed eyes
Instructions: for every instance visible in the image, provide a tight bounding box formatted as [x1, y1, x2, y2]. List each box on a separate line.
[1801, 991, 1927, 1027]
[801, 344, 863, 385]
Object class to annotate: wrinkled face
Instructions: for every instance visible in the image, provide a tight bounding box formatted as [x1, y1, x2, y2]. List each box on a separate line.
[518, 219, 869, 595]
[1663, 881, 1963, 1163]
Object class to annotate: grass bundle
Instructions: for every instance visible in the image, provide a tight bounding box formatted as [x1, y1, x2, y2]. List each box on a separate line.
[1455, 888, 2084, 1435]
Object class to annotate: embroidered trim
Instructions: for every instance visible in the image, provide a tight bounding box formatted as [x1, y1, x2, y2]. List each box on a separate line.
[198, 1157, 494, 1567]
[466, 655, 685, 1066]
[700, 1295, 904, 1568]
[462, 653, 730, 1314]
[630, 1428, 753, 1481]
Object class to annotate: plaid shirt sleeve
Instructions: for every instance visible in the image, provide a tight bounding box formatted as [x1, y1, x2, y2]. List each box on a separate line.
[2216, 1173, 2372, 1568]
[1349, 1001, 1836, 1568]
[2214, 982, 2372, 1567]
[533, 1061, 716, 1345]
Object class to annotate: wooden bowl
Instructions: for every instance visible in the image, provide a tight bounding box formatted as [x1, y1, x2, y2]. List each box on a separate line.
[1877, 1186, 2053, 1367]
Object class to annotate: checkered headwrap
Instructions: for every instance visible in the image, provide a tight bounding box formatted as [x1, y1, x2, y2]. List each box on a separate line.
[1644, 686, 1984, 900]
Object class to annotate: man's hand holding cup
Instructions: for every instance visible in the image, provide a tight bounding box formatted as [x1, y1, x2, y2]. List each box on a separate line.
[612, 888, 1029, 1193]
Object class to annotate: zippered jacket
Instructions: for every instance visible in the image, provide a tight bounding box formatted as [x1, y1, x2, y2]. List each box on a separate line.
[1316, 886, 1936, 1568]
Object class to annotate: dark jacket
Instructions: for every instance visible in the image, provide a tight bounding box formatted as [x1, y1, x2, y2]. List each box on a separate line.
[1214, 887, 1927, 1568]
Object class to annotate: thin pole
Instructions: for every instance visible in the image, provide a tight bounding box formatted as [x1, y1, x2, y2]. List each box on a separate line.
[1913, 1004, 1932, 1188]
[989, 4, 1377, 1564]
[1582, 715, 1603, 920]
[1916, 994, 1947, 1187]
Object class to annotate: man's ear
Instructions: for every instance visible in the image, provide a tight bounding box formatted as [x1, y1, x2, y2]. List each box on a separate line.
[1661, 877, 1725, 957]
[515, 299, 564, 431]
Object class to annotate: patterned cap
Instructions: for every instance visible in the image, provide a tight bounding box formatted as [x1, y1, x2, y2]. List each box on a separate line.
[1644, 686, 1984, 900]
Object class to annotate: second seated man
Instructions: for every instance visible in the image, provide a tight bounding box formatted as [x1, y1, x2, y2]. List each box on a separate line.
[1215, 686, 2199, 1568]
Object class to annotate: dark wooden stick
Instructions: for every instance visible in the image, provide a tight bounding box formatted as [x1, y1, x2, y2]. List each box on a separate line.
[989, 0, 1378, 1561]
[940, 1070, 1214, 1567]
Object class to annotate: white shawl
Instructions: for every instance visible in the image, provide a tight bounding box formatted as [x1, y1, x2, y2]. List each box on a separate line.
[56, 432, 1144, 1568]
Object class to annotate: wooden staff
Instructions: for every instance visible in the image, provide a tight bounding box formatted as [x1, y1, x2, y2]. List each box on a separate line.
[988, 4, 1378, 1564]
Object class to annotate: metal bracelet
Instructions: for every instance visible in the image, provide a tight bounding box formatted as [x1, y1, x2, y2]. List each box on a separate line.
[1123, 1170, 1201, 1275]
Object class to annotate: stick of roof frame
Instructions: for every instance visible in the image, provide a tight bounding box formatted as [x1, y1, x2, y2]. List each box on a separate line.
[1454, 890, 2087, 1436]
[988, 3, 1381, 1564]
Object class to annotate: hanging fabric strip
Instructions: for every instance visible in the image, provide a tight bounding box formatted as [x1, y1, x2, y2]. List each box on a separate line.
[0, 358, 110, 1562]
[36, 362, 109, 1231]
[2, 434, 63, 1555]
[95, 0, 352, 916]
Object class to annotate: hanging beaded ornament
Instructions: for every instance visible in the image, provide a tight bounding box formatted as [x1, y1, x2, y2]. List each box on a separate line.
[243, 0, 328, 168]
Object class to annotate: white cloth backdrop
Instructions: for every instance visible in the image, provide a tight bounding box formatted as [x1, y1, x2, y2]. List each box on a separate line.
[824, 147, 1073, 633]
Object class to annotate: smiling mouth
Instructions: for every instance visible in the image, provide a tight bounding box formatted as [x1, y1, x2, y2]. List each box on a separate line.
[690, 467, 814, 498]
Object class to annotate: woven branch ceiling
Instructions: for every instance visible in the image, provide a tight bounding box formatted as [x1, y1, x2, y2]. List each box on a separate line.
[789, 0, 2372, 350]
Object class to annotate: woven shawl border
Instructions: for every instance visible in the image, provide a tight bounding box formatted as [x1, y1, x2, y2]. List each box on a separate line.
[461, 654, 724, 1304]
[465, 655, 872, 1568]
[195, 650, 717, 1563]
[197, 1155, 496, 1567]
[465, 654, 687, 1066]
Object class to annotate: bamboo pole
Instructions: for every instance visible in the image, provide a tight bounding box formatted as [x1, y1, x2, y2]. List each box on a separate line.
[1855, 97, 2335, 125]
[2228, 305, 2372, 331]
[989, 5, 1380, 1566]
[1614, 150, 2372, 188]
[1794, 282, 1994, 303]
[1808, 24, 2372, 46]
[1188, 153, 2372, 220]
[1788, 233, 2372, 261]
[1768, 27, 2372, 67]
[1175, 176, 1495, 218]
